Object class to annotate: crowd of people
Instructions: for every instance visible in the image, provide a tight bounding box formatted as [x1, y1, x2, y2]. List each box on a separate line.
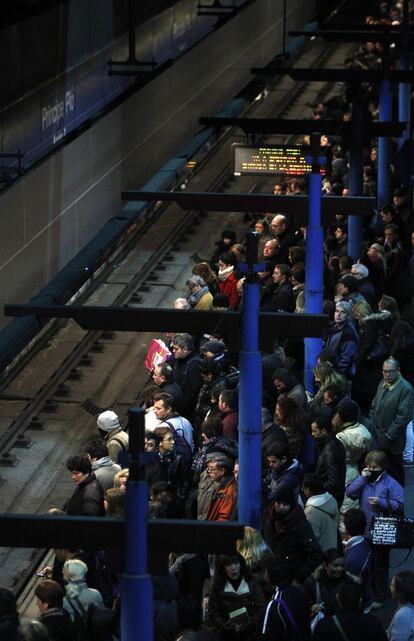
[3, 1, 414, 640]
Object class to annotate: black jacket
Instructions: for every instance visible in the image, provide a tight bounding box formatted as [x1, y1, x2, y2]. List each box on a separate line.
[262, 423, 289, 458]
[208, 576, 266, 641]
[313, 608, 388, 641]
[260, 585, 311, 641]
[40, 607, 75, 641]
[172, 352, 203, 419]
[267, 505, 323, 583]
[267, 281, 295, 313]
[64, 473, 105, 516]
[315, 433, 346, 506]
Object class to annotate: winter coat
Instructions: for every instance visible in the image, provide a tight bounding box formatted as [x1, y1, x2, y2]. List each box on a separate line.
[207, 476, 238, 522]
[172, 352, 203, 419]
[39, 607, 75, 641]
[345, 471, 404, 537]
[197, 469, 220, 520]
[64, 473, 105, 516]
[159, 451, 190, 501]
[92, 456, 121, 491]
[369, 376, 414, 454]
[260, 585, 311, 641]
[169, 553, 210, 602]
[313, 608, 388, 641]
[221, 410, 238, 442]
[344, 535, 374, 609]
[267, 459, 304, 503]
[336, 421, 373, 513]
[159, 381, 184, 414]
[387, 603, 414, 641]
[208, 576, 266, 641]
[267, 504, 323, 583]
[325, 321, 358, 378]
[105, 427, 129, 464]
[304, 492, 339, 552]
[219, 272, 240, 310]
[64, 584, 104, 620]
[314, 433, 346, 507]
[268, 281, 295, 313]
[304, 566, 359, 616]
[194, 290, 214, 310]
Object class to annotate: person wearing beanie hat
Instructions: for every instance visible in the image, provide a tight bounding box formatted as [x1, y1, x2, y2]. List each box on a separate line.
[335, 400, 373, 516]
[201, 340, 225, 361]
[267, 482, 323, 584]
[96, 410, 128, 464]
[324, 301, 358, 379]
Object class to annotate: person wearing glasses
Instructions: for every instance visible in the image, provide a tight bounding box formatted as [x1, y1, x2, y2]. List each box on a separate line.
[369, 357, 414, 485]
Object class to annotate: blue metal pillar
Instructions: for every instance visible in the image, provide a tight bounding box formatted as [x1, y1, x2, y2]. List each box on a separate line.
[398, 53, 411, 150]
[304, 134, 324, 393]
[238, 232, 262, 529]
[121, 407, 153, 641]
[348, 100, 364, 261]
[378, 77, 392, 209]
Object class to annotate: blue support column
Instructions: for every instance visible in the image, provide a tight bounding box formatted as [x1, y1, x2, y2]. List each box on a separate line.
[238, 232, 262, 529]
[377, 78, 392, 209]
[348, 100, 364, 261]
[304, 134, 324, 393]
[121, 407, 153, 641]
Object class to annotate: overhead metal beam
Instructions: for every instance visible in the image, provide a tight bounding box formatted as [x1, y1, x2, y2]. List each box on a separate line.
[284, 68, 414, 84]
[121, 191, 375, 217]
[199, 116, 406, 138]
[0, 514, 244, 574]
[4, 304, 328, 352]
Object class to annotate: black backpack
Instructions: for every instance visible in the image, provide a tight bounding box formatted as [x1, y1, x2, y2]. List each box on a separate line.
[66, 596, 118, 641]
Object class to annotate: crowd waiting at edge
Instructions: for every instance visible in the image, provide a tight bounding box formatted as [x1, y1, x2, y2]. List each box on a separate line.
[5, 2, 414, 641]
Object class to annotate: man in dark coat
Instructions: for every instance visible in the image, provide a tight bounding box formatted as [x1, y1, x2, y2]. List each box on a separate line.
[35, 580, 75, 641]
[311, 415, 346, 508]
[170, 333, 203, 420]
[313, 582, 387, 641]
[324, 301, 358, 379]
[267, 485, 323, 585]
[266, 264, 295, 312]
[261, 407, 289, 459]
[153, 362, 184, 414]
[0, 588, 19, 641]
[64, 455, 105, 516]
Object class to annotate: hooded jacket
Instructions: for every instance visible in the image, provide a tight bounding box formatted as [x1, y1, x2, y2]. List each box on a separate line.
[92, 456, 121, 491]
[304, 492, 339, 552]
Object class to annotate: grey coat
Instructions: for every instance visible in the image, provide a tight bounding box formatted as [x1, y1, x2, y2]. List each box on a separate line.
[369, 377, 414, 454]
[92, 456, 121, 490]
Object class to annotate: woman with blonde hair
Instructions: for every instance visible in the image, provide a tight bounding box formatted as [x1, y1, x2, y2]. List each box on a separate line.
[113, 468, 129, 489]
[236, 527, 270, 573]
[62, 559, 103, 617]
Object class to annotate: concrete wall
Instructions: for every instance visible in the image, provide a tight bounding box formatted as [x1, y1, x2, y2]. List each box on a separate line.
[0, 0, 315, 327]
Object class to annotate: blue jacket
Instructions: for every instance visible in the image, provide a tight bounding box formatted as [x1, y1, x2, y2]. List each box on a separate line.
[344, 535, 374, 608]
[345, 472, 404, 537]
[325, 321, 358, 377]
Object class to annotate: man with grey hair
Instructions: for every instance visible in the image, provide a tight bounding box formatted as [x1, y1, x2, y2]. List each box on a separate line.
[350, 263, 377, 308]
[174, 297, 191, 310]
[325, 301, 358, 379]
[171, 332, 203, 419]
[185, 275, 213, 310]
[369, 357, 414, 484]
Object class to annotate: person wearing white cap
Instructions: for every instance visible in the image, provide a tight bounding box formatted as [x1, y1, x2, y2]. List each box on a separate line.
[96, 410, 129, 464]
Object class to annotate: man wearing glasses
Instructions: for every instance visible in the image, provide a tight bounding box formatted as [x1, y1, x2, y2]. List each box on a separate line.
[369, 357, 414, 485]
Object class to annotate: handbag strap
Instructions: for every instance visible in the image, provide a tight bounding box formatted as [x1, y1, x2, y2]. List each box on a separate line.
[332, 615, 351, 641]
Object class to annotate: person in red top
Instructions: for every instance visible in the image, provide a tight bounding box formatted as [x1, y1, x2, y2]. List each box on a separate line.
[206, 457, 238, 521]
[219, 389, 239, 441]
[217, 252, 240, 310]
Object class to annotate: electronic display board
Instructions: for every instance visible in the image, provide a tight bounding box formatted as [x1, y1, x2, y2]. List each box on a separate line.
[232, 143, 327, 177]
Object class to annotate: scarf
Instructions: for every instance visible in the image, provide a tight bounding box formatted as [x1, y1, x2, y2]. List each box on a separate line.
[218, 265, 234, 281]
[187, 284, 210, 306]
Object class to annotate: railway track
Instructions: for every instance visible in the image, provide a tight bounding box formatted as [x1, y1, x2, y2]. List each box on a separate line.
[0, 34, 356, 615]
